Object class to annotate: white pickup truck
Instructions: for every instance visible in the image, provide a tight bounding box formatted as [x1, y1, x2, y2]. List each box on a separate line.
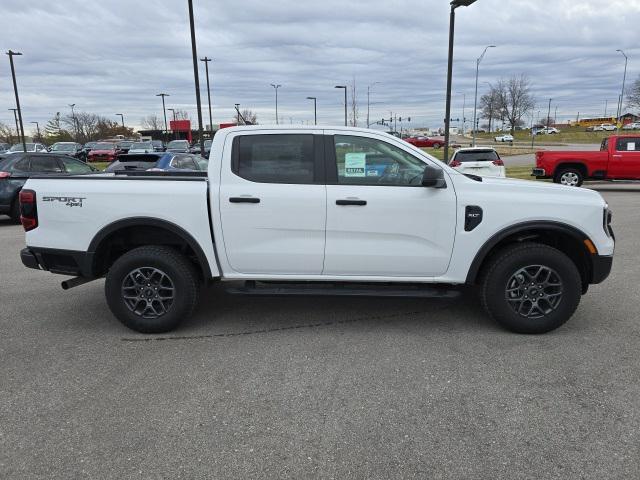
[18, 126, 614, 334]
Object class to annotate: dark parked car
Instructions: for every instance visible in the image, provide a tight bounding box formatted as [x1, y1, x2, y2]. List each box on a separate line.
[116, 140, 134, 153]
[49, 142, 86, 161]
[152, 140, 165, 152]
[0, 153, 96, 221]
[165, 139, 190, 153]
[104, 153, 205, 173]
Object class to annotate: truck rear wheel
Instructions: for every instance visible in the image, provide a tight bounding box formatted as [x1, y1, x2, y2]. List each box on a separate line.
[555, 168, 584, 187]
[105, 246, 200, 333]
[480, 243, 581, 334]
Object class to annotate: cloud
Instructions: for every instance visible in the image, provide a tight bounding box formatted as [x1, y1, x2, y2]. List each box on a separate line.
[1, 0, 638, 134]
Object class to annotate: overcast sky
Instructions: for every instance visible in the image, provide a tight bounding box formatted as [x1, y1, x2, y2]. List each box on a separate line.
[1, 0, 639, 134]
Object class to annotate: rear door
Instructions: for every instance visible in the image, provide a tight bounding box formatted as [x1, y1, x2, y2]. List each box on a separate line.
[323, 132, 457, 277]
[608, 137, 640, 179]
[218, 131, 327, 275]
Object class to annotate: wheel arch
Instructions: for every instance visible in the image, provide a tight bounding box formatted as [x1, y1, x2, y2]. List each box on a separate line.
[466, 221, 595, 291]
[555, 162, 588, 177]
[87, 217, 212, 280]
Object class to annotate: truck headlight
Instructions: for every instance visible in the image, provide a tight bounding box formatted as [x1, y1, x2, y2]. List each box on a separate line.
[603, 205, 613, 238]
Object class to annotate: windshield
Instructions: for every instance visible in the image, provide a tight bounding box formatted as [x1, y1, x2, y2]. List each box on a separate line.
[453, 150, 500, 163]
[51, 143, 75, 151]
[167, 141, 188, 148]
[130, 142, 153, 149]
[93, 143, 116, 150]
[9, 143, 35, 152]
[117, 141, 133, 148]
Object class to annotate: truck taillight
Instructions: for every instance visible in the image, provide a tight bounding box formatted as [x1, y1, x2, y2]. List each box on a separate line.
[492, 159, 504, 166]
[19, 189, 38, 232]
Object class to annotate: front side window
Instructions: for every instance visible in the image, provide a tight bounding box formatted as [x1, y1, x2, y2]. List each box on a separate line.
[234, 134, 315, 184]
[601, 138, 609, 151]
[30, 156, 63, 172]
[334, 135, 426, 186]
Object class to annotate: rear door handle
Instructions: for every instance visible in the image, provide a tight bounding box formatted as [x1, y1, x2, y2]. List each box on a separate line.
[336, 199, 367, 206]
[229, 197, 260, 204]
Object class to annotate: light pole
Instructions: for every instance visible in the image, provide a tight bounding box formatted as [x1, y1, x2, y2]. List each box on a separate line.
[444, 0, 478, 163]
[200, 56, 213, 134]
[472, 45, 495, 146]
[306, 97, 317, 125]
[235, 103, 240, 124]
[187, 0, 205, 155]
[9, 108, 19, 144]
[69, 103, 77, 141]
[367, 82, 381, 128]
[604, 99, 608, 118]
[30, 121, 40, 142]
[335, 85, 347, 126]
[6, 50, 26, 151]
[546, 98, 552, 129]
[457, 91, 466, 136]
[554, 105, 558, 126]
[115, 113, 124, 129]
[270, 84, 281, 124]
[616, 49, 628, 132]
[156, 93, 169, 142]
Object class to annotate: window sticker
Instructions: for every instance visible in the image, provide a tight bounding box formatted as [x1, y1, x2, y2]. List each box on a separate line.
[344, 152, 366, 177]
[627, 142, 636, 151]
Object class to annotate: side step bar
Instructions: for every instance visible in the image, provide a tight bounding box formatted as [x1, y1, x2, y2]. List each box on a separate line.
[225, 281, 461, 299]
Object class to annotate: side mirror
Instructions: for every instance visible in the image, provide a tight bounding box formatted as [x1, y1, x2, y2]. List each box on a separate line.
[421, 165, 447, 188]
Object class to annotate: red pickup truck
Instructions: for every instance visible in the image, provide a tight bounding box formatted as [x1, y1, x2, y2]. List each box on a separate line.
[533, 135, 640, 186]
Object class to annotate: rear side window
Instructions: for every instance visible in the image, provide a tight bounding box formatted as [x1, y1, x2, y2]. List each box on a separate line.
[233, 134, 316, 184]
[30, 156, 63, 172]
[616, 138, 640, 152]
[9, 158, 30, 172]
[172, 155, 198, 170]
[61, 157, 93, 174]
[453, 150, 500, 163]
[601, 138, 609, 151]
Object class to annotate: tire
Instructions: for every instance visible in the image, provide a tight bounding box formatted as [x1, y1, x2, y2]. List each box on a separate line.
[105, 245, 200, 333]
[480, 243, 582, 334]
[9, 196, 21, 223]
[554, 168, 584, 187]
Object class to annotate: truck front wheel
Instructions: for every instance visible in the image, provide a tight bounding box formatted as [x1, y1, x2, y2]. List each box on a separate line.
[105, 246, 200, 333]
[555, 168, 584, 187]
[480, 243, 581, 334]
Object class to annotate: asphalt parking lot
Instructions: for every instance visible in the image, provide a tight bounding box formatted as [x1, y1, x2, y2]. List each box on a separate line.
[1, 190, 639, 479]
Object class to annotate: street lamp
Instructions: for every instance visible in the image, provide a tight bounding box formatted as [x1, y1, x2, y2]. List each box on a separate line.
[68, 103, 77, 141]
[335, 85, 347, 126]
[200, 57, 213, 134]
[156, 93, 169, 142]
[235, 103, 240, 124]
[187, 0, 205, 155]
[6, 50, 26, 151]
[306, 97, 317, 125]
[115, 113, 124, 129]
[270, 84, 282, 124]
[472, 45, 495, 146]
[444, 0, 478, 163]
[167, 108, 177, 139]
[616, 49, 628, 132]
[30, 121, 40, 141]
[367, 82, 381, 127]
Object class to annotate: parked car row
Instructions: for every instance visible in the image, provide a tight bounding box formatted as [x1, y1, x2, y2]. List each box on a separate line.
[586, 124, 616, 132]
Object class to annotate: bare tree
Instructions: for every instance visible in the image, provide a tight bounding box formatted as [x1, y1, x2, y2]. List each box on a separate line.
[349, 78, 359, 127]
[62, 112, 101, 143]
[0, 122, 16, 143]
[494, 75, 535, 133]
[627, 76, 640, 111]
[173, 109, 190, 120]
[480, 86, 500, 132]
[141, 115, 164, 130]
[44, 112, 72, 143]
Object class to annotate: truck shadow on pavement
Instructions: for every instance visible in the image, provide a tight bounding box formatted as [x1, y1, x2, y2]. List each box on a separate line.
[119, 284, 499, 342]
[0, 215, 18, 226]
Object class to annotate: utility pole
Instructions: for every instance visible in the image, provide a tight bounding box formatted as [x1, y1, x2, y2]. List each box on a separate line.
[335, 85, 347, 126]
[167, 108, 177, 139]
[616, 49, 628, 132]
[270, 84, 281, 124]
[604, 99, 608, 117]
[6, 50, 26, 151]
[472, 45, 496, 146]
[9, 108, 19, 144]
[546, 98, 552, 129]
[200, 56, 213, 134]
[156, 93, 170, 142]
[69, 104, 77, 141]
[554, 105, 558, 126]
[187, 0, 205, 155]
[235, 104, 240, 124]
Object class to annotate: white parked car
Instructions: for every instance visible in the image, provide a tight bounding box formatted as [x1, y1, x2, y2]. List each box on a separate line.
[449, 147, 505, 178]
[494, 134, 514, 143]
[128, 141, 155, 154]
[593, 124, 616, 132]
[622, 122, 640, 130]
[6, 142, 47, 154]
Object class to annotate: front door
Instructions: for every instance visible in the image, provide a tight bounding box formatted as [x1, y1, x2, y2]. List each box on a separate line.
[219, 132, 327, 275]
[323, 133, 457, 277]
[608, 136, 640, 179]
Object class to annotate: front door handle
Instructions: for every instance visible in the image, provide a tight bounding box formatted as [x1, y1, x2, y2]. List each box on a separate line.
[229, 197, 260, 204]
[336, 199, 367, 206]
